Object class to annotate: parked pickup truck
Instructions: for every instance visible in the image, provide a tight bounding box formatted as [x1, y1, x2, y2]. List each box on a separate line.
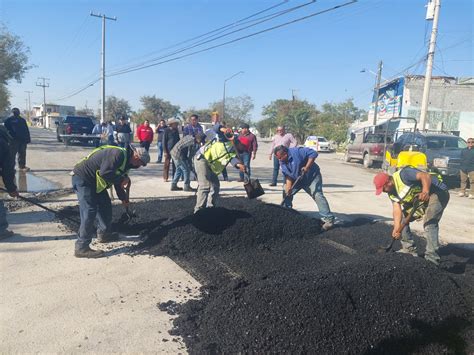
[55, 116, 98, 146]
[345, 132, 393, 168]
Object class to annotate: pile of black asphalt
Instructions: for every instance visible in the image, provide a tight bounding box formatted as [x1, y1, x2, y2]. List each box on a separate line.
[59, 196, 474, 354]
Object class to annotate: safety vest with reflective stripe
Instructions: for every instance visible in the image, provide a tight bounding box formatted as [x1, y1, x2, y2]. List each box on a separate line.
[388, 169, 443, 219]
[202, 139, 236, 175]
[77, 145, 129, 193]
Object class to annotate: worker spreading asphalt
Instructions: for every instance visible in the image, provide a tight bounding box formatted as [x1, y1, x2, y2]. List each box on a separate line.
[59, 196, 474, 354]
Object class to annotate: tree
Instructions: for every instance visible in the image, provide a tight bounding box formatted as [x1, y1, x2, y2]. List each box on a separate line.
[209, 94, 254, 127]
[140, 95, 180, 122]
[105, 96, 132, 122]
[313, 99, 366, 143]
[0, 26, 33, 112]
[260, 99, 318, 143]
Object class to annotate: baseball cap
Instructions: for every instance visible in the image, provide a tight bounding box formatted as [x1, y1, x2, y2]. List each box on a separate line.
[134, 147, 150, 166]
[240, 123, 250, 129]
[373, 172, 390, 195]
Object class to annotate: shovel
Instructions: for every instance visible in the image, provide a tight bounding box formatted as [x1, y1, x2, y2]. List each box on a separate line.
[243, 173, 265, 199]
[118, 186, 137, 224]
[378, 198, 421, 253]
[280, 174, 304, 207]
[0, 187, 80, 225]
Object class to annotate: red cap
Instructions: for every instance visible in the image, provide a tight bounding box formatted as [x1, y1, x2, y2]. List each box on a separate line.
[373, 172, 390, 195]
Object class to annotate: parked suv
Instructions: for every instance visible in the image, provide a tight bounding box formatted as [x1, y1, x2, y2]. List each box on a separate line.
[391, 132, 467, 177]
[56, 116, 96, 145]
[345, 132, 393, 168]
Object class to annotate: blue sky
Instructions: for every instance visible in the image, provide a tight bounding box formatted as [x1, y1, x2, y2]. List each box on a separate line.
[2, 0, 473, 120]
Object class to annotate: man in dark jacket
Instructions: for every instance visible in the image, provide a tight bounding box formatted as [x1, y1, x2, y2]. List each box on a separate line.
[115, 116, 132, 148]
[72, 145, 150, 258]
[4, 108, 31, 172]
[0, 126, 19, 240]
[459, 137, 474, 198]
[162, 118, 180, 182]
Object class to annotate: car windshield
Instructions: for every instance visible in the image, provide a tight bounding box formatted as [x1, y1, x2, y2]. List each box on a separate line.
[65, 117, 93, 125]
[317, 137, 327, 142]
[365, 134, 384, 143]
[426, 136, 467, 149]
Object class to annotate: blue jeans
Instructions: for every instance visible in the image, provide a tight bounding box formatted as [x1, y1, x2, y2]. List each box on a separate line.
[401, 191, 449, 265]
[239, 152, 251, 180]
[272, 156, 281, 185]
[157, 141, 163, 162]
[283, 173, 335, 223]
[72, 175, 112, 250]
[0, 199, 8, 232]
[172, 159, 191, 185]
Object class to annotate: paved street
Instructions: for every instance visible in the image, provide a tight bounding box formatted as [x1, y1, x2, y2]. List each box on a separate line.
[1, 127, 473, 352]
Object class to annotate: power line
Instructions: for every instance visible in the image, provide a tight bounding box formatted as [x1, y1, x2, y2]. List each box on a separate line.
[108, 0, 357, 78]
[108, 0, 317, 75]
[107, 0, 290, 72]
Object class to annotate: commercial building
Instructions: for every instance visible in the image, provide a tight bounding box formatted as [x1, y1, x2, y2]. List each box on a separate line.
[368, 75, 474, 140]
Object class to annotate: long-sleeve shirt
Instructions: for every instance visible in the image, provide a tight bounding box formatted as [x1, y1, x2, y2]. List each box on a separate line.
[280, 147, 320, 187]
[460, 147, 474, 173]
[183, 123, 204, 138]
[171, 135, 198, 161]
[163, 128, 180, 154]
[73, 148, 130, 200]
[4, 115, 31, 144]
[0, 132, 17, 193]
[239, 132, 258, 154]
[136, 125, 154, 143]
[269, 133, 297, 154]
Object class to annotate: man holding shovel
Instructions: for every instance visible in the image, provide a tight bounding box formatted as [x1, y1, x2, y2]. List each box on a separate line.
[373, 168, 449, 266]
[72, 145, 150, 258]
[193, 129, 246, 213]
[274, 145, 335, 231]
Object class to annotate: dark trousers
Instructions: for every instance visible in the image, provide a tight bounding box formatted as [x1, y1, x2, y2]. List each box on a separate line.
[72, 175, 112, 250]
[140, 141, 151, 151]
[10, 141, 27, 169]
[163, 154, 176, 181]
[272, 156, 281, 185]
[222, 168, 228, 181]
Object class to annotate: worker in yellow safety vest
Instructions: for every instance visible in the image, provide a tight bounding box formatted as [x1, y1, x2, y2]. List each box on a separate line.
[72, 145, 150, 258]
[193, 126, 246, 213]
[373, 167, 449, 265]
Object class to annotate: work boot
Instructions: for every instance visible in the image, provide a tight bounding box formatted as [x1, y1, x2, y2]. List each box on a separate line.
[170, 184, 183, 191]
[321, 220, 334, 231]
[269, 183, 277, 187]
[19, 166, 30, 172]
[0, 229, 14, 241]
[74, 246, 105, 258]
[183, 184, 196, 192]
[97, 231, 120, 243]
[458, 191, 466, 197]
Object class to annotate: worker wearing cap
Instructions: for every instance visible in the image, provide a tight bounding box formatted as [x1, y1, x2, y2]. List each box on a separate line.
[373, 167, 449, 265]
[274, 145, 335, 231]
[72, 145, 150, 258]
[193, 131, 246, 213]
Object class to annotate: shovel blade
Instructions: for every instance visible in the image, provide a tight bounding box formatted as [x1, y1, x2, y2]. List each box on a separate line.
[244, 178, 265, 199]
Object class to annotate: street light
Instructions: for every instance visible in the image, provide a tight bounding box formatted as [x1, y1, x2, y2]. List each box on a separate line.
[223, 71, 244, 121]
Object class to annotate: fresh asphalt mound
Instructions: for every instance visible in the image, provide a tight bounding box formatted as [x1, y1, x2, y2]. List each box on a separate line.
[59, 197, 474, 354]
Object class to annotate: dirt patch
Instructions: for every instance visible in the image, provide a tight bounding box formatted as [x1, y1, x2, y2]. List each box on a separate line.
[58, 196, 474, 354]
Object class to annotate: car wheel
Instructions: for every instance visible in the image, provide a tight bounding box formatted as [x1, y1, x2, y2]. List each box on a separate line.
[344, 151, 351, 162]
[363, 153, 373, 168]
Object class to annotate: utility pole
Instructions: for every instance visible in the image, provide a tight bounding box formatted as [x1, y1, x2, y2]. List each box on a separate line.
[24, 90, 32, 120]
[419, 0, 441, 131]
[291, 89, 299, 102]
[36, 77, 49, 128]
[372, 60, 383, 126]
[90, 12, 117, 123]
